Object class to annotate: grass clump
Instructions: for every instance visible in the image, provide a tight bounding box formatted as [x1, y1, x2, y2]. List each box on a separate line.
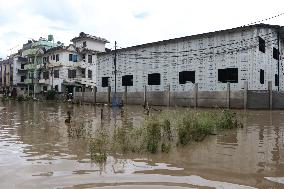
[89, 129, 109, 163]
[88, 109, 242, 160]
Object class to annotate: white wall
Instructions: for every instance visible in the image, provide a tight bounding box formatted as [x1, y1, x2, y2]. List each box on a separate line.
[97, 26, 281, 92]
[74, 39, 106, 52]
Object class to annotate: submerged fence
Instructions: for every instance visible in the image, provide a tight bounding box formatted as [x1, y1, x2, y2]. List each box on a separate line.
[74, 81, 284, 109]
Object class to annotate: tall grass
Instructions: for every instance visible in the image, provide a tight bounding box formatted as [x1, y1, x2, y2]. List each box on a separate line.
[89, 109, 242, 162]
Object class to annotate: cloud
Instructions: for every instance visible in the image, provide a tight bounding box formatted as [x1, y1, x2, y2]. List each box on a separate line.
[0, 0, 284, 59]
[134, 11, 150, 19]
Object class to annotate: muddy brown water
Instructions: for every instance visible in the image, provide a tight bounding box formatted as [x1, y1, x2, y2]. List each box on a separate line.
[0, 101, 283, 189]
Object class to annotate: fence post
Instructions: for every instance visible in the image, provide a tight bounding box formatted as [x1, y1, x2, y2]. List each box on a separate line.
[94, 86, 97, 105]
[143, 85, 147, 106]
[167, 85, 170, 107]
[194, 83, 198, 108]
[227, 82, 230, 109]
[268, 81, 272, 110]
[82, 87, 85, 104]
[124, 86, 128, 105]
[107, 86, 111, 106]
[244, 81, 248, 109]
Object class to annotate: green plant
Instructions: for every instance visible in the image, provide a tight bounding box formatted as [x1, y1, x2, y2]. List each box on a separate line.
[89, 129, 109, 163]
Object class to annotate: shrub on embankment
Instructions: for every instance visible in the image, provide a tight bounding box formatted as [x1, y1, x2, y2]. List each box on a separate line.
[89, 109, 242, 162]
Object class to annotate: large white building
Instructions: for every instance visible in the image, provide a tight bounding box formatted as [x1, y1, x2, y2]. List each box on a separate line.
[96, 24, 284, 92]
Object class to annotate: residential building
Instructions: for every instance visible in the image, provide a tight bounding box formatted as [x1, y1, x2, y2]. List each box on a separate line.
[0, 57, 14, 93]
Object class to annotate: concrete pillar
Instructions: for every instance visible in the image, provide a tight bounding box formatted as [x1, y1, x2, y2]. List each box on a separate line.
[167, 85, 170, 107]
[227, 82, 230, 109]
[107, 86, 111, 106]
[143, 85, 147, 106]
[124, 86, 128, 105]
[268, 81, 272, 110]
[243, 81, 248, 109]
[194, 83, 198, 108]
[93, 86, 97, 105]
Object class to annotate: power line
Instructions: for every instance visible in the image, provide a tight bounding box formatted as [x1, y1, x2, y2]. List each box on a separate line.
[245, 13, 284, 26]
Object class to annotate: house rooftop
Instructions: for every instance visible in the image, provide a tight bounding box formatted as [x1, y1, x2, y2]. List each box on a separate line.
[98, 23, 284, 54]
[71, 32, 109, 43]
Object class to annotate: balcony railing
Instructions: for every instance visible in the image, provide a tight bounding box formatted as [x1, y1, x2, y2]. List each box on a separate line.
[24, 78, 38, 84]
[38, 79, 49, 85]
[24, 64, 37, 70]
[17, 69, 27, 74]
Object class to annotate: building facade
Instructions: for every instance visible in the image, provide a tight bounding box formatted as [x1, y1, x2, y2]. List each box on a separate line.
[96, 24, 284, 92]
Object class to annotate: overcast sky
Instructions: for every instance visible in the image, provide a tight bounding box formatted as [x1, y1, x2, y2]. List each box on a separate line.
[0, 0, 283, 59]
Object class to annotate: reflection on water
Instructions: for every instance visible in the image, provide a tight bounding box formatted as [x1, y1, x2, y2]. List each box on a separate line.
[0, 101, 283, 189]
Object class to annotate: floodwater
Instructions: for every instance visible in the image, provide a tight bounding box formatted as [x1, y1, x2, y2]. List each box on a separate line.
[0, 101, 283, 189]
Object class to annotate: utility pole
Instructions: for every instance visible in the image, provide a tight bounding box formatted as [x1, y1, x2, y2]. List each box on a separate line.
[114, 41, 117, 93]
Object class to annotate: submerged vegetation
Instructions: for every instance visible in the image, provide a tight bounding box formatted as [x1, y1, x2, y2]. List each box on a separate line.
[88, 109, 242, 163]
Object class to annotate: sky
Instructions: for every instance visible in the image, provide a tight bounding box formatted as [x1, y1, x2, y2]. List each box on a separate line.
[0, 0, 283, 59]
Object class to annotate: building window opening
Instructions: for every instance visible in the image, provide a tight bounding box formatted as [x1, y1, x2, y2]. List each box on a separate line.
[56, 54, 59, 62]
[122, 75, 133, 86]
[88, 55, 92, 63]
[68, 69, 76, 78]
[88, 70, 92, 79]
[259, 37, 265, 53]
[69, 54, 73, 61]
[43, 86, 47, 92]
[73, 55, 78, 62]
[179, 71, 195, 84]
[273, 47, 279, 60]
[260, 69, 264, 84]
[148, 73, 161, 85]
[102, 77, 110, 87]
[275, 74, 279, 86]
[83, 41, 87, 47]
[20, 76, 26, 82]
[54, 70, 59, 78]
[54, 85, 58, 92]
[218, 68, 238, 83]
[43, 71, 49, 79]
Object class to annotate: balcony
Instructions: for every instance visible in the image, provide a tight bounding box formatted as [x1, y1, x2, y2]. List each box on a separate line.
[17, 69, 27, 74]
[77, 61, 88, 68]
[24, 78, 38, 84]
[18, 57, 28, 63]
[38, 79, 49, 85]
[24, 64, 37, 70]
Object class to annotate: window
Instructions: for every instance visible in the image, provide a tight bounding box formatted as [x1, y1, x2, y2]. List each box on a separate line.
[102, 77, 109, 87]
[29, 72, 34, 79]
[20, 76, 25, 82]
[83, 41, 87, 47]
[82, 54, 86, 62]
[179, 71, 195, 84]
[43, 71, 49, 79]
[275, 74, 279, 86]
[218, 68, 238, 83]
[88, 55, 92, 63]
[148, 73, 161, 85]
[259, 37, 265, 53]
[68, 70, 76, 78]
[56, 54, 59, 62]
[54, 85, 58, 92]
[53, 55, 56, 60]
[54, 70, 59, 78]
[43, 86, 47, 92]
[69, 54, 73, 61]
[88, 70, 92, 79]
[81, 68, 86, 77]
[273, 47, 279, 60]
[21, 64, 24, 69]
[122, 75, 133, 86]
[260, 69, 264, 84]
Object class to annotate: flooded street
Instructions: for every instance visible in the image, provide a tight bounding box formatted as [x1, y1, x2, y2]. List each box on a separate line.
[0, 101, 284, 189]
